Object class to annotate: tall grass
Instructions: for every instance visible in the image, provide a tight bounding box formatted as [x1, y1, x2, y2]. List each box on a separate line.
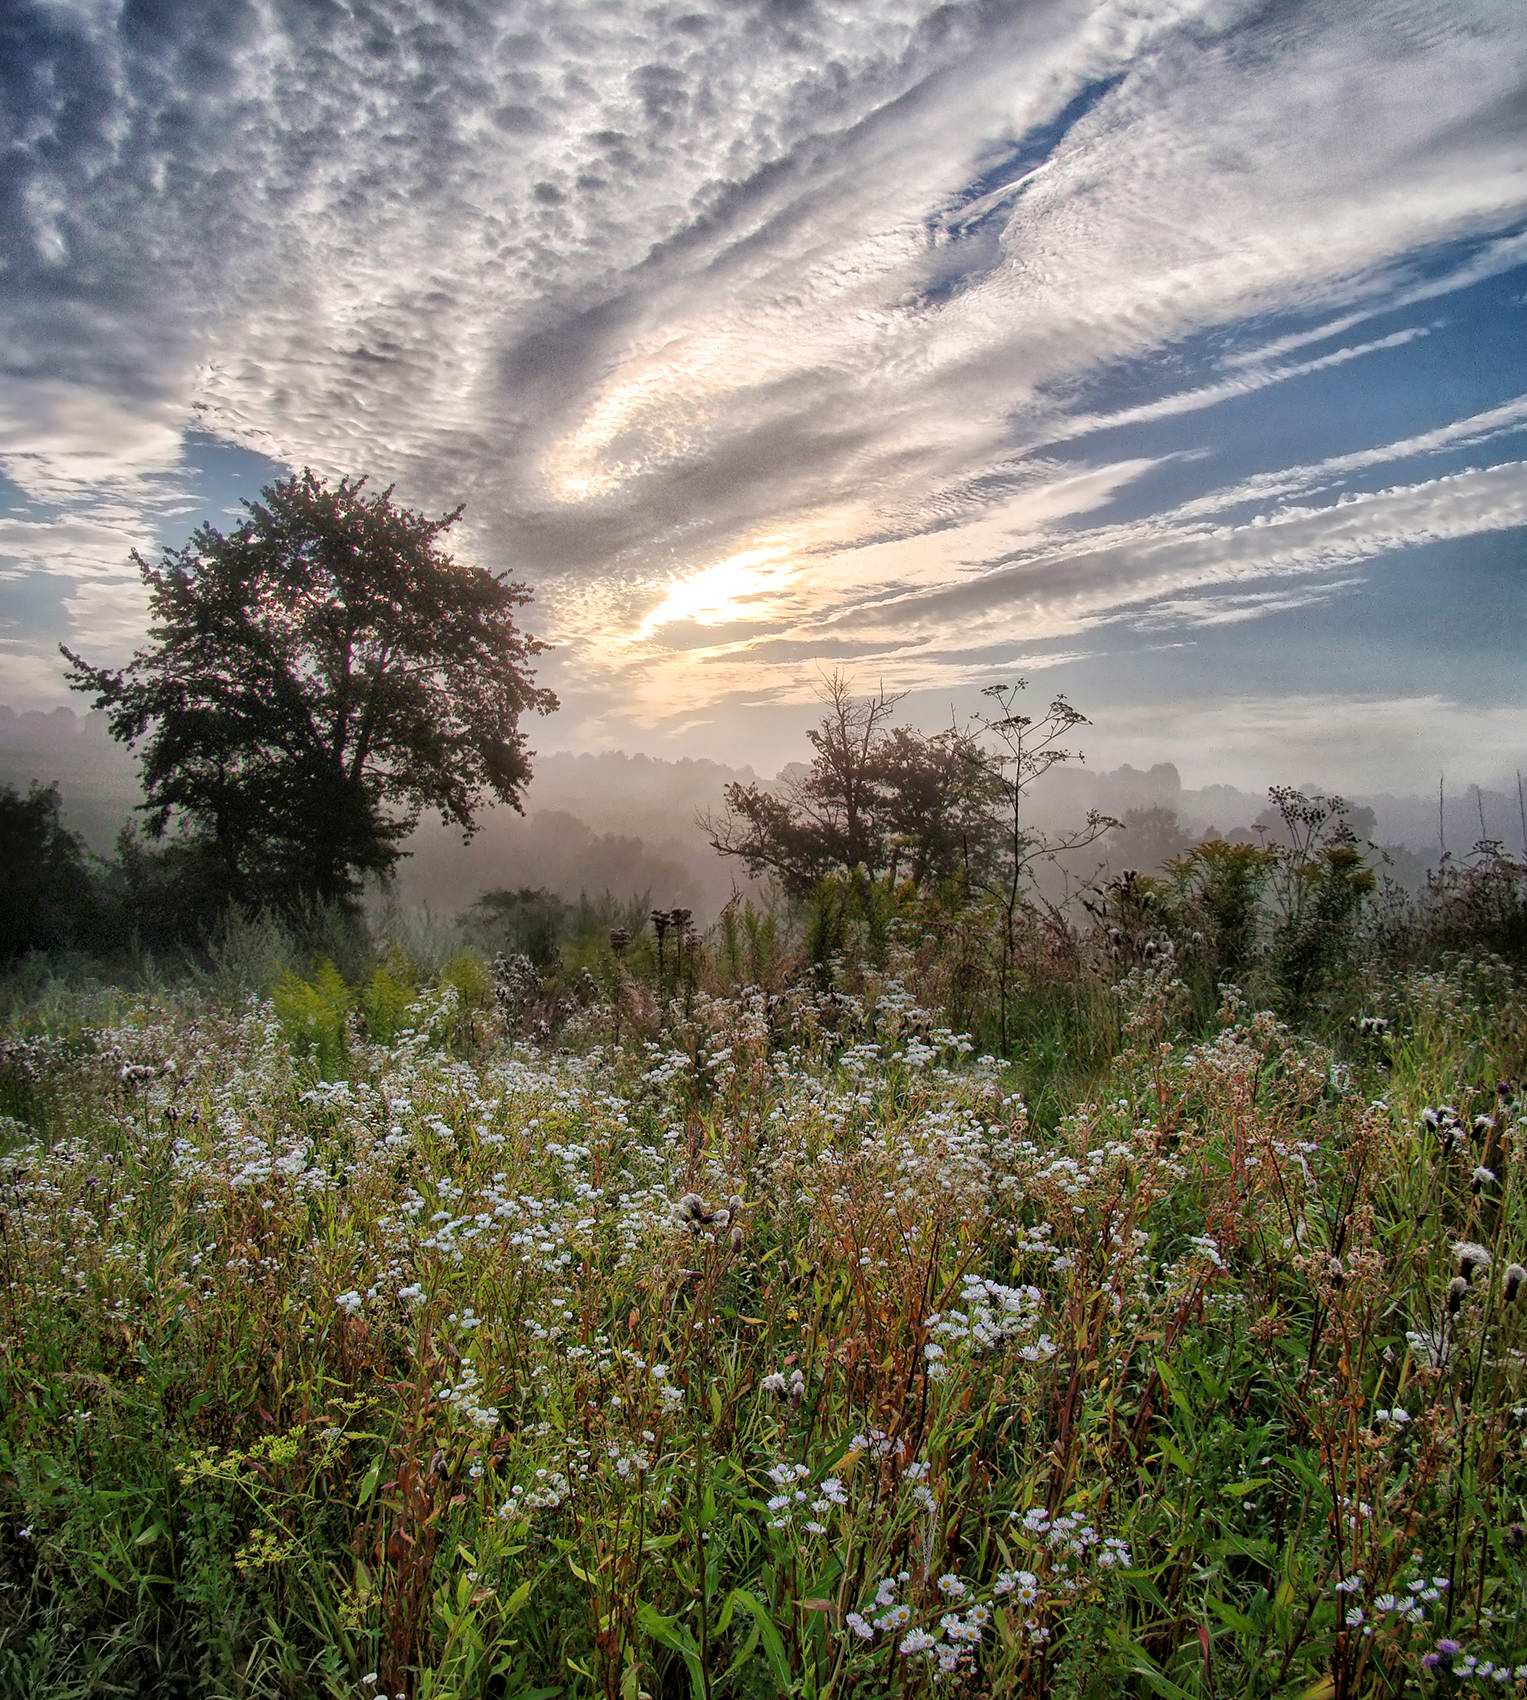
[2, 939, 1526, 1697]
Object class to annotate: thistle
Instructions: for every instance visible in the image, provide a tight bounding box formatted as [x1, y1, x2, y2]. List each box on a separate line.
[1453, 1241, 1492, 1281]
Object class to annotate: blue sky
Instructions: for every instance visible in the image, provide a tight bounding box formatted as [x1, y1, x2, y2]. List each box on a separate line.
[1, 0, 1525, 791]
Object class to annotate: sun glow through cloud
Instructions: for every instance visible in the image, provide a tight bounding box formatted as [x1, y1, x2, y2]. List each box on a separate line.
[637, 541, 798, 639]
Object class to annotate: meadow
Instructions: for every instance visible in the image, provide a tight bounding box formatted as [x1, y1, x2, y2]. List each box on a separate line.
[2, 903, 1526, 1699]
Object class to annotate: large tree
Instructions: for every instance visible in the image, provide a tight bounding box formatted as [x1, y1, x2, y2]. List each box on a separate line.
[62, 469, 557, 910]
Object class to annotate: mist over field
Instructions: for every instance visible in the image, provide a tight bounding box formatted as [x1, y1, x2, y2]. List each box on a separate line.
[4, 699, 1521, 929]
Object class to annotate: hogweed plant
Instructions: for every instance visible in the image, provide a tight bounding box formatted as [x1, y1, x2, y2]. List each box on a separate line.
[1, 946, 1526, 1697]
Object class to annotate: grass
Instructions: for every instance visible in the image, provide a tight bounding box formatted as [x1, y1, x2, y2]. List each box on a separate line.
[1, 943, 1526, 1698]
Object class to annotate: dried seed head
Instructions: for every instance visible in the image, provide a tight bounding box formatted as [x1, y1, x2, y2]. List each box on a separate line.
[675, 1192, 707, 1226]
[1447, 1274, 1470, 1314]
[1505, 1263, 1527, 1303]
[729, 1226, 744, 1254]
[1509, 1522, 1526, 1552]
[1453, 1241, 1492, 1280]
[727, 1195, 743, 1218]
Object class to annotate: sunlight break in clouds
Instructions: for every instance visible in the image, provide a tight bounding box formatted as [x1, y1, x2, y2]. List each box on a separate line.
[0, 0, 1525, 776]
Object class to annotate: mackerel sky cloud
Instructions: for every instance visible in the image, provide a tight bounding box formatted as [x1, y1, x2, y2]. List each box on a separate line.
[2, 0, 1525, 784]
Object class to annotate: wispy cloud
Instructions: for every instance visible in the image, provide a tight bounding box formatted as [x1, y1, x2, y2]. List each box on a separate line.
[0, 0, 1524, 774]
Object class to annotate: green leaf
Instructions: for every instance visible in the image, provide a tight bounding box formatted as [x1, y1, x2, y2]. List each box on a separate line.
[729, 1588, 791, 1688]
[1220, 1477, 1274, 1498]
[635, 1602, 705, 1700]
[357, 1456, 383, 1506]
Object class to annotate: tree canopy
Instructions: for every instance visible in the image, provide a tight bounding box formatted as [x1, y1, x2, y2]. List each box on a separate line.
[62, 469, 557, 911]
[700, 675, 1002, 896]
[0, 781, 98, 959]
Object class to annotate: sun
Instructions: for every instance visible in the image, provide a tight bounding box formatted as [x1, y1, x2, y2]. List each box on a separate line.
[638, 540, 795, 639]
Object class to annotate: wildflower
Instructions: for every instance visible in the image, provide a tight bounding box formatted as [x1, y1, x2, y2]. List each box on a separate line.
[674, 1193, 708, 1228]
[844, 1611, 874, 1640]
[335, 1290, 363, 1315]
[899, 1628, 935, 1655]
[1448, 1274, 1470, 1315]
[1335, 1574, 1363, 1593]
[1453, 1241, 1492, 1279]
[1472, 1166, 1497, 1193]
[937, 1573, 967, 1598]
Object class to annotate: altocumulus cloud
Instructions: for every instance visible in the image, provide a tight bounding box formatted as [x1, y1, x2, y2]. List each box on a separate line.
[1, 0, 1526, 765]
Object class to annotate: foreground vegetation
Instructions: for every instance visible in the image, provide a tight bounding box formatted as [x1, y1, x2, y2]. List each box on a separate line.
[2, 900, 1526, 1699]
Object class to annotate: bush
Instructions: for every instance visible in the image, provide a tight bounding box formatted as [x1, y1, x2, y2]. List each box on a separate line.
[271, 959, 353, 1076]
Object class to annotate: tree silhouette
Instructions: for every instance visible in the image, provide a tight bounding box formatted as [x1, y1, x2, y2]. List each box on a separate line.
[62, 469, 557, 911]
[700, 674, 1000, 895]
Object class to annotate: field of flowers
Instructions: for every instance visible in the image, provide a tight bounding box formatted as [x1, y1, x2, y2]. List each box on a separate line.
[2, 949, 1526, 1698]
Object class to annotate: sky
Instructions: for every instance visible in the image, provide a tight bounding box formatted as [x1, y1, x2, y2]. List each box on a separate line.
[1, 0, 1525, 792]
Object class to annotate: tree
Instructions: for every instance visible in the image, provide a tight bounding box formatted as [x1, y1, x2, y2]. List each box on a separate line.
[1109, 805, 1191, 873]
[465, 886, 573, 969]
[62, 469, 557, 911]
[0, 782, 99, 958]
[700, 674, 999, 896]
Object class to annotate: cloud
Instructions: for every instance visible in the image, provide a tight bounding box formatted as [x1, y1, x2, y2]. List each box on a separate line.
[1084, 693, 1527, 794]
[1, 0, 1525, 762]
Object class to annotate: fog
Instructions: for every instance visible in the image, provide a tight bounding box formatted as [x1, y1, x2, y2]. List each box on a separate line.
[5, 702, 1522, 924]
